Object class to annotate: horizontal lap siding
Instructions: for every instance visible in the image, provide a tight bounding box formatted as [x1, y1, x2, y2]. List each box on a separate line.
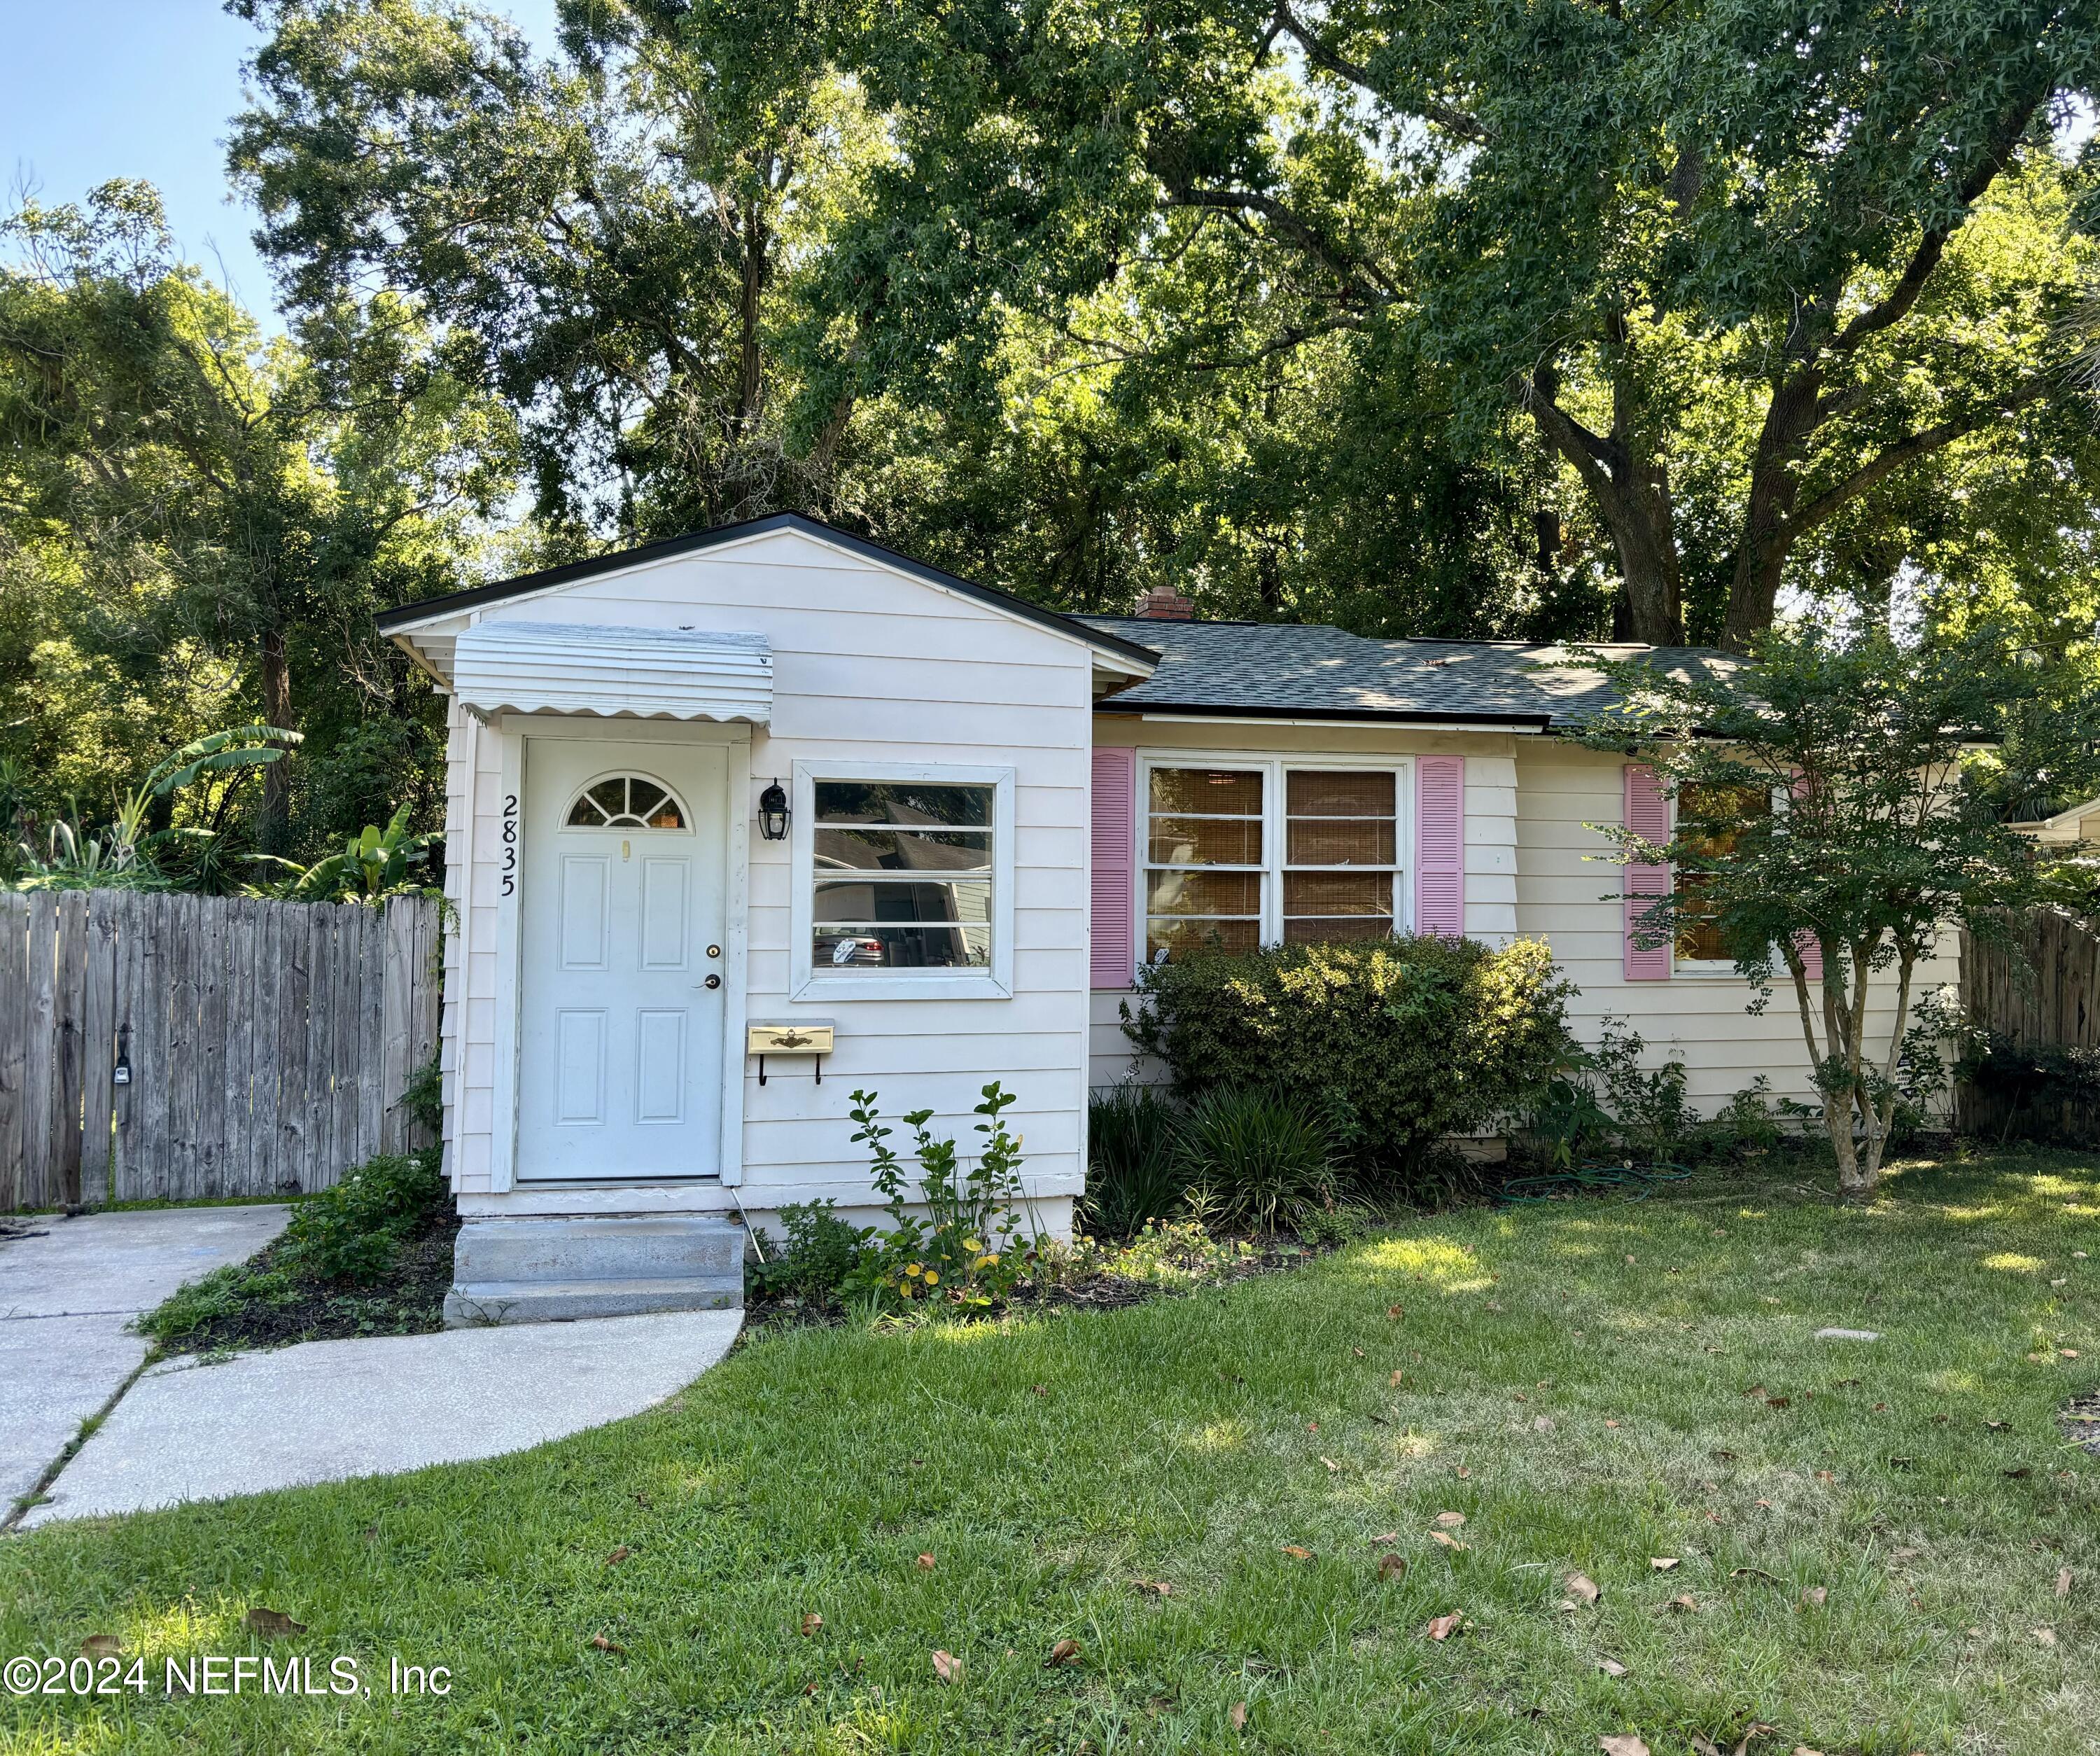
[1513, 746, 1954, 1113]
[445, 529, 1093, 1206]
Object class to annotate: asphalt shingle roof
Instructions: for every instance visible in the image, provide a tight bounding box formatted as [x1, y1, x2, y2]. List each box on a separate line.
[1077, 616, 1740, 730]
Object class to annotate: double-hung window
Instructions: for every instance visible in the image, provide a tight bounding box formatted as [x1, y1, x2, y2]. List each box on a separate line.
[1140, 758, 1408, 961]
[1672, 781, 1776, 973]
[790, 761, 1015, 999]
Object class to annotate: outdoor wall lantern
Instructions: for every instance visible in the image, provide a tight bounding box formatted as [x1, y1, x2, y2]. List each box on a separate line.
[758, 779, 790, 842]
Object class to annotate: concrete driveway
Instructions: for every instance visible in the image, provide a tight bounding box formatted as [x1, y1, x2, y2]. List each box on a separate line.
[0, 1205, 291, 1514]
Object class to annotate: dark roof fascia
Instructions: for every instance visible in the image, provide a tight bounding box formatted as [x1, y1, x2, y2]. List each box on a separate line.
[1093, 699, 1555, 731]
[373, 513, 1162, 668]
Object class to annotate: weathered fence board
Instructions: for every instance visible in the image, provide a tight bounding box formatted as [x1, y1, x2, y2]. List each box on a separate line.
[1959, 909, 2100, 1143]
[0, 891, 442, 1209]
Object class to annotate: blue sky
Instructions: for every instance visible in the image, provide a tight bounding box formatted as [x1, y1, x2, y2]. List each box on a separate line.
[1, 0, 560, 323]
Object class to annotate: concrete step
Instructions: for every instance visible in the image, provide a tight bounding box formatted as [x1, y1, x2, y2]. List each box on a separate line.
[444, 1276, 740, 1327]
[446, 1213, 744, 1327]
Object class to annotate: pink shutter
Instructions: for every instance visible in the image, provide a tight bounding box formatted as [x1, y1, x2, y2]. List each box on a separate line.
[1788, 769, 1823, 981]
[1623, 762, 1672, 980]
[1091, 746, 1138, 988]
[1414, 756, 1464, 938]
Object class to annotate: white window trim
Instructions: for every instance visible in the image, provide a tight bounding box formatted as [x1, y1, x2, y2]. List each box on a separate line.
[1135, 751, 1416, 966]
[789, 758, 1016, 1002]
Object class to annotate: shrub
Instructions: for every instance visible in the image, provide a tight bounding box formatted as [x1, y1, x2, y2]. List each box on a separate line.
[846, 1082, 1040, 1311]
[747, 1201, 877, 1304]
[1081, 1081, 1187, 1238]
[280, 1150, 446, 1285]
[1174, 1085, 1342, 1232]
[1124, 934, 1574, 1190]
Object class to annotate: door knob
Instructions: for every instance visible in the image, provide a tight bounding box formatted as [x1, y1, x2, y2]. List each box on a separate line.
[703, 973, 722, 990]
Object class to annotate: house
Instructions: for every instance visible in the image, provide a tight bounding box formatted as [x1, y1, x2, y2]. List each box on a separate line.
[377, 514, 1944, 1323]
[2012, 794, 2100, 847]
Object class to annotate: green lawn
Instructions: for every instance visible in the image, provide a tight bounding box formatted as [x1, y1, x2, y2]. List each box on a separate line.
[4, 1148, 2097, 1755]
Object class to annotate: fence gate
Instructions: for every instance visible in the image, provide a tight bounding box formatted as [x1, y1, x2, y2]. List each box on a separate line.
[1957, 908, 2100, 1143]
[0, 891, 441, 1210]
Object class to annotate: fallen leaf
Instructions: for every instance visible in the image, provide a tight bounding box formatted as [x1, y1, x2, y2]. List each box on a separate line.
[2005, 1467, 2033, 1480]
[1390, 1369, 1406, 1386]
[1422, 1612, 1462, 1640]
[1031, 1384, 1049, 1395]
[2057, 1567, 2073, 1598]
[1987, 1419, 2009, 1431]
[1429, 1530, 1468, 1550]
[932, 1649, 961, 1684]
[1045, 1638, 1080, 1667]
[1229, 1701, 1248, 1731]
[244, 1608, 306, 1640]
[802, 1680, 817, 1696]
[1434, 1510, 1466, 1528]
[1567, 1572, 1601, 1603]
[1599, 1737, 1648, 1756]
[1388, 1304, 1405, 1319]
[1306, 1421, 1320, 1433]
[1690, 1736, 1726, 1756]
[1280, 1545, 1314, 1561]
[1731, 1567, 1783, 1584]
[1378, 1552, 1408, 1582]
[917, 1553, 937, 1570]
[1791, 1748, 1824, 1756]
[1605, 1419, 1621, 1429]
[80, 1635, 120, 1658]
[1650, 1557, 1679, 1571]
[1321, 1456, 1342, 1472]
[1371, 1531, 1401, 1544]
[1667, 1593, 1698, 1612]
[1765, 1395, 1791, 1409]
[589, 1633, 624, 1655]
[1799, 1587, 1828, 1608]
[799, 1612, 823, 1637]
[1814, 1470, 1834, 1484]
[1133, 1578, 1173, 1596]
[603, 1546, 631, 1566]
[2034, 1626, 2058, 1646]
[1755, 1498, 1773, 1509]
[1534, 1415, 1557, 1432]
[2063, 1350, 2081, 1360]
[1352, 1346, 1365, 1358]
[1597, 1657, 1628, 1677]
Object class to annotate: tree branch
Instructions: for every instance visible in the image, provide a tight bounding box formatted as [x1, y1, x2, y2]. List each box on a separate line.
[1166, 184, 1401, 302]
[1786, 382, 2049, 534]
[1268, 3, 1488, 142]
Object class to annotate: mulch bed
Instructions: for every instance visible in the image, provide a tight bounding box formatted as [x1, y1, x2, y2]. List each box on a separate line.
[155, 1203, 462, 1356]
[742, 1232, 1329, 1335]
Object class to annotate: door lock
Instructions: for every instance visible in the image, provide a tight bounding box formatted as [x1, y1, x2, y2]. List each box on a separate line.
[703, 973, 722, 990]
[706, 944, 722, 959]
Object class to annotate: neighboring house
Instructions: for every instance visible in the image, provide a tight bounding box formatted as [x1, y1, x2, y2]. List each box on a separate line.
[378, 514, 1945, 1323]
[2012, 795, 2100, 847]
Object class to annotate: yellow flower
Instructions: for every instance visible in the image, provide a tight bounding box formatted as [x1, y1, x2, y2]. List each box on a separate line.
[923, 1271, 940, 1287]
[975, 1255, 999, 1271]
[904, 1263, 923, 1278]
[963, 1237, 983, 1253]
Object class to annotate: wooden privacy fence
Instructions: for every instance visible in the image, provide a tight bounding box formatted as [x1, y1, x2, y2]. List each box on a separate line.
[1958, 907, 2100, 1142]
[0, 891, 442, 1211]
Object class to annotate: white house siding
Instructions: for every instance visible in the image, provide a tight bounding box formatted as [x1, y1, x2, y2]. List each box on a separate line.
[1511, 741, 1954, 1114]
[1087, 723, 1952, 1120]
[429, 526, 1098, 1232]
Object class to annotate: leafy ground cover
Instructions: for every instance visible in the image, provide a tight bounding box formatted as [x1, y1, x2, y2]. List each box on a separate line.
[132, 1153, 456, 1356]
[3, 1146, 2096, 1754]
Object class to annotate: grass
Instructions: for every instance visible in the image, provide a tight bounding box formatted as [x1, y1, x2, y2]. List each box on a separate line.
[2, 1144, 2097, 1754]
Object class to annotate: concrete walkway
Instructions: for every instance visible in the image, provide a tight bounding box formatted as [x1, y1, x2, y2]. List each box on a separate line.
[0, 1206, 292, 1513]
[23, 1308, 741, 1526]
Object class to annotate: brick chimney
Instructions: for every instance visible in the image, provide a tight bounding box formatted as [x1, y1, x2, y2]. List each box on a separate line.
[1134, 585, 1195, 620]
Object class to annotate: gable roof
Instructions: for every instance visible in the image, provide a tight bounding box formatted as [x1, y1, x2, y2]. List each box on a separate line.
[373, 512, 1161, 667]
[1078, 616, 1740, 730]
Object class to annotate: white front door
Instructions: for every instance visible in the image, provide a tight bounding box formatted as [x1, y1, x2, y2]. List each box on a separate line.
[517, 737, 727, 1182]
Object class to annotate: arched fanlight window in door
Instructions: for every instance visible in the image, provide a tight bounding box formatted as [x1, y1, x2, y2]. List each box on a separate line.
[564, 774, 687, 830]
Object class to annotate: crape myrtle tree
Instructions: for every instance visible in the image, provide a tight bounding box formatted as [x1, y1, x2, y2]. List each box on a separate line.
[1577, 627, 2097, 1199]
[808, 0, 2099, 645]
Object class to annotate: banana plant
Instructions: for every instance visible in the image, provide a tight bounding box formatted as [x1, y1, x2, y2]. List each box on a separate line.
[287, 805, 435, 902]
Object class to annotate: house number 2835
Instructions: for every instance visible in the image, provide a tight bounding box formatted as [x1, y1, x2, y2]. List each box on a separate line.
[500, 794, 519, 895]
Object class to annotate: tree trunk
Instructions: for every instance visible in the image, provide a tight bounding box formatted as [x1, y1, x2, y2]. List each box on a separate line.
[258, 627, 294, 856]
[1606, 482, 1684, 645]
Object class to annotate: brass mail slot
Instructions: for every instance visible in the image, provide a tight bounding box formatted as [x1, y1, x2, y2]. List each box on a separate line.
[747, 1022, 834, 1056]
